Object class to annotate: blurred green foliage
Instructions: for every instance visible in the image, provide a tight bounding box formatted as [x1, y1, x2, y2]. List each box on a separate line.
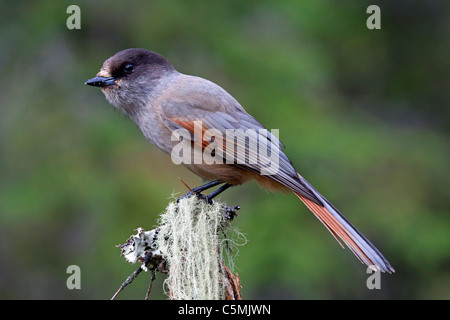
[0, 0, 448, 299]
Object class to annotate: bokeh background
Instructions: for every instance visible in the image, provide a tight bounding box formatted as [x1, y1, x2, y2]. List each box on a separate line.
[0, 0, 448, 299]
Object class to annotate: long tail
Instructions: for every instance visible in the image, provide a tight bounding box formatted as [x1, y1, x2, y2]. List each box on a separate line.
[294, 173, 395, 273]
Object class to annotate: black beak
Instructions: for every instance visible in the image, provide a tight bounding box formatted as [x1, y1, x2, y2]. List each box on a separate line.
[85, 76, 116, 87]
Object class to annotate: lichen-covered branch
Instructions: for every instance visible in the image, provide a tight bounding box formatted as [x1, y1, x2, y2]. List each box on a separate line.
[112, 196, 244, 300]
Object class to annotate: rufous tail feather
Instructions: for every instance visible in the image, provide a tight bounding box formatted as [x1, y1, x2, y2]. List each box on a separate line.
[294, 174, 394, 273]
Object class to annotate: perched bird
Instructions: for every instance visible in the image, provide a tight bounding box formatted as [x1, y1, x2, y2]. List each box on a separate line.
[86, 48, 394, 273]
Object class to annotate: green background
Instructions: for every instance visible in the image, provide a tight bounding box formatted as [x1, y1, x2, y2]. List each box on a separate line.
[0, 0, 448, 299]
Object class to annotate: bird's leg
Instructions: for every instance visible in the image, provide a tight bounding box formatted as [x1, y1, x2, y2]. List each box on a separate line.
[177, 181, 239, 219]
[177, 180, 234, 205]
[205, 183, 232, 203]
[177, 180, 224, 202]
[193, 183, 233, 206]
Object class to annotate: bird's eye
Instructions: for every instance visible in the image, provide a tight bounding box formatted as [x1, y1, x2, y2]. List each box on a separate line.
[123, 63, 134, 73]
